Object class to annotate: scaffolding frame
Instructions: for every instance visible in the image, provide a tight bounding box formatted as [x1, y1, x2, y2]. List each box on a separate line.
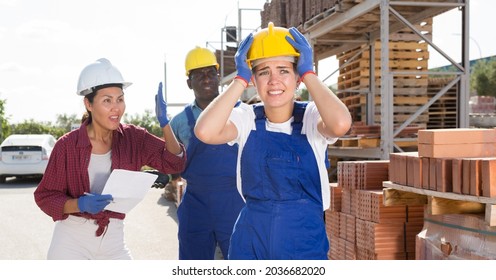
[302, 0, 469, 159]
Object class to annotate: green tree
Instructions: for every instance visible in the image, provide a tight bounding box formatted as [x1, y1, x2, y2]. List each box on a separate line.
[10, 119, 66, 138]
[4, 109, 163, 140]
[55, 113, 80, 132]
[0, 99, 11, 142]
[471, 59, 496, 97]
[124, 110, 162, 137]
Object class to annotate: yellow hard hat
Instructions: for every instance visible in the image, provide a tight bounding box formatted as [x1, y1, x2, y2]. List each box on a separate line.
[247, 22, 300, 68]
[185, 46, 219, 76]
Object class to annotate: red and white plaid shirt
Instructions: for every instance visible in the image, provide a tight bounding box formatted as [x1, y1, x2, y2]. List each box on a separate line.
[34, 119, 185, 236]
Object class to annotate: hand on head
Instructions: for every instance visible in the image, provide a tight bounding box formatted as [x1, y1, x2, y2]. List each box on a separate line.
[234, 33, 254, 86]
[286, 27, 314, 77]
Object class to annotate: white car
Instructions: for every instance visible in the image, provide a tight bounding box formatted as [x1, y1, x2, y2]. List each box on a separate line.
[0, 134, 57, 183]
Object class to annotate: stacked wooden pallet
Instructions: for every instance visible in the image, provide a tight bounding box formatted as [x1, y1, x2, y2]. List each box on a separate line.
[336, 18, 432, 128]
[331, 122, 422, 148]
[426, 77, 458, 129]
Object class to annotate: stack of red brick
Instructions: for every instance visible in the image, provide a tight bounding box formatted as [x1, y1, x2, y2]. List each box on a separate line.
[470, 95, 496, 114]
[325, 160, 424, 260]
[387, 128, 496, 259]
[389, 128, 496, 197]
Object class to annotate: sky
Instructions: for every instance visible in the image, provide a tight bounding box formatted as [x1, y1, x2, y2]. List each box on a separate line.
[0, 0, 493, 124]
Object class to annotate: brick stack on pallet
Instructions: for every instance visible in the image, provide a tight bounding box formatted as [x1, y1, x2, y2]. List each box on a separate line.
[389, 128, 496, 197]
[336, 18, 432, 129]
[385, 128, 496, 259]
[470, 95, 496, 114]
[261, 0, 339, 29]
[325, 160, 424, 260]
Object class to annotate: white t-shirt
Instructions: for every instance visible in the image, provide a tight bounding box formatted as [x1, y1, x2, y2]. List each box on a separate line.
[228, 102, 338, 210]
[88, 151, 112, 194]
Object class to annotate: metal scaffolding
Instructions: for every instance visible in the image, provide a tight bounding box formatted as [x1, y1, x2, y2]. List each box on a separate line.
[301, 0, 469, 160]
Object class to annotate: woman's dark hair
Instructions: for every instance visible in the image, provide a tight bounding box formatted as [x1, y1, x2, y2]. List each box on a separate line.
[81, 91, 96, 124]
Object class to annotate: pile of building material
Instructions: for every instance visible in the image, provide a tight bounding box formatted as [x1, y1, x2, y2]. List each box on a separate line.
[325, 160, 424, 260]
[389, 128, 496, 196]
[383, 128, 496, 259]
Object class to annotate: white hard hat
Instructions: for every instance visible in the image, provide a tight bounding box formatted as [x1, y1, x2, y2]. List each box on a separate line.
[76, 58, 132, 96]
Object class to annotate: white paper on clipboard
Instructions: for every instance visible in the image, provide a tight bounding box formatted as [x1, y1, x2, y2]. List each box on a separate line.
[102, 169, 158, 214]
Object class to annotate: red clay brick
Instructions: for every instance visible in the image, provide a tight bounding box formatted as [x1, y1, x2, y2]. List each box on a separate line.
[429, 157, 437, 191]
[469, 159, 482, 196]
[421, 157, 430, 189]
[436, 158, 452, 192]
[452, 159, 463, 194]
[418, 128, 496, 145]
[481, 158, 496, 198]
[418, 143, 496, 158]
[462, 159, 471, 195]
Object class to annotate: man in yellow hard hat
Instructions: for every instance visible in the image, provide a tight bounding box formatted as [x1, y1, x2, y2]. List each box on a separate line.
[195, 23, 352, 260]
[161, 47, 244, 260]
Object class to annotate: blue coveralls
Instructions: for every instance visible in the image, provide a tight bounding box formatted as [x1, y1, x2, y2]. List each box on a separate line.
[228, 102, 329, 260]
[177, 105, 245, 260]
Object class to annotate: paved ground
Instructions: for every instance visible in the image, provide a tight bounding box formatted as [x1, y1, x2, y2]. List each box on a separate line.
[124, 187, 180, 260]
[0, 177, 180, 260]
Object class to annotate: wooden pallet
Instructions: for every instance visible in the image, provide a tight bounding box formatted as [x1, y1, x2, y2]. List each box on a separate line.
[333, 137, 418, 148]
[333, 136, 380, 148]
[383, 181, 496, 226]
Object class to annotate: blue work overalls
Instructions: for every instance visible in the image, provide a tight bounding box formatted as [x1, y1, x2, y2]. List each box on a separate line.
[177, 105, 245, 260]
[228, 102, 329, 260]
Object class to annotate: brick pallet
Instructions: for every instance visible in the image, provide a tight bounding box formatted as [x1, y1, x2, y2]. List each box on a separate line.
[382, 128, 496, 259]
[325, 160, 424, 260]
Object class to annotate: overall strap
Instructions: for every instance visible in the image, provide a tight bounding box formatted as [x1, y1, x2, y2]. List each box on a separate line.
[253, 103, 265, 120]
[291, 101, 307, 133]
[253, 104, 266, 130]
[184, 104, 196, 130]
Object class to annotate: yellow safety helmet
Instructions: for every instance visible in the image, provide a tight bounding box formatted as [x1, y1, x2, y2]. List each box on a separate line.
[185, 46, 219, 76]
[246, 22, 300, 68]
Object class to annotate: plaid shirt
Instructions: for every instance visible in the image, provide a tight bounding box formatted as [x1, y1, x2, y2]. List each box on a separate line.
[34, 120, 186, 236]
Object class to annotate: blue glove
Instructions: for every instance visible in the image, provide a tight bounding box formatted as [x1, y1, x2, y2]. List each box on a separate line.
[286, 27, 314, 77]
[234, 33, 254, 84]
[155, 82, 170, 127]
[78, 193, 113, 214]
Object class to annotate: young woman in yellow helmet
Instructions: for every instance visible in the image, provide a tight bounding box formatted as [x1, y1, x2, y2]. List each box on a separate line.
[195, 22, 352, 260]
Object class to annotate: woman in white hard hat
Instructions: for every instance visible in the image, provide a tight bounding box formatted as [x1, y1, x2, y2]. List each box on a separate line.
[195, 23, 352, 259]
[34, 58, 186, 259]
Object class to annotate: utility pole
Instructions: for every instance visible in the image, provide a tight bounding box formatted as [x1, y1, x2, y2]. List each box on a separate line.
[163, 54, 167, 102]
